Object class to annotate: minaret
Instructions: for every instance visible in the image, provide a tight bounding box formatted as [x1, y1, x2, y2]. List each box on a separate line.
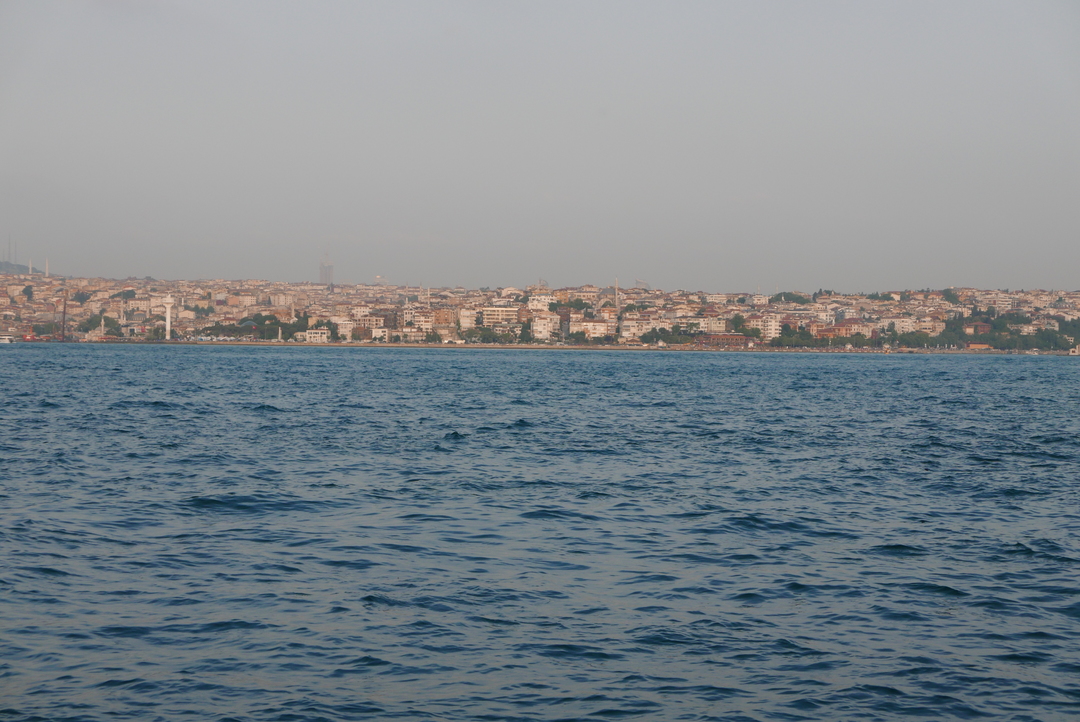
[45, 259, 49, 278]
[163, 294, 174, 341]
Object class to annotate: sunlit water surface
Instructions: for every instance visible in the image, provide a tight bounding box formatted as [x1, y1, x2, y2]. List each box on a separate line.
[2, 346, 1079, 721]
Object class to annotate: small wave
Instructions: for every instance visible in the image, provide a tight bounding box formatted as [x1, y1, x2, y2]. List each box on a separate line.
[97, 625, 154, 638]
[1052, 602, 1080, 620]
[329, 655, 392, 671]
[652, 684, 749, 700]
[181, 494, 330, 515]
[866, 544, 929, 557]
[17, 566, 75, 577]
[380, 543, 427, 553]
[468, 615, 520, 626]
[903, 582, 968, 597]
[397, 513, 456, 522]
[361, 594, 412, 608]
[517, 643, 624, 661]
[998, 540, 1077, 564]
[109, 399, 184, 410]
[520, 508, 602, 521]
[990, 651, 1052, 664]
[246, 403, 295, 413]
[320, 559, 379, 571]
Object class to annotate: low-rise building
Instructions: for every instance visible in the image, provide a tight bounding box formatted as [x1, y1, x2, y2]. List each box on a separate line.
[481, 306, 521, 327]
[530, 313, 560, 341]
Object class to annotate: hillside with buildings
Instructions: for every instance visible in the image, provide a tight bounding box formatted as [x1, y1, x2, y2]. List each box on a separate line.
[2, 271, 1078, 352]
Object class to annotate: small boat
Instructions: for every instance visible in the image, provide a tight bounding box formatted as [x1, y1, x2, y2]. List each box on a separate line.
[0, 335, 14, 344]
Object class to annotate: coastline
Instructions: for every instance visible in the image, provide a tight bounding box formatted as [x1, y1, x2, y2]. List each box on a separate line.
[16, 339, 1074, 355]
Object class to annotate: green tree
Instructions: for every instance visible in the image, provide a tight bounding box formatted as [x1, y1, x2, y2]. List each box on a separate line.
[424, 330, 443, 343]
[565, 331, 590, 344]
[21, 285, 32, 301]
[640, 327, 695, 345]
[1057, 318, 1080, 341]
[185, 304, 213, 317]
[77, 314, 121, 333]
[73, 291, 91, 304]
[147, 326, 178, 340]
[770, 292, 811, 304]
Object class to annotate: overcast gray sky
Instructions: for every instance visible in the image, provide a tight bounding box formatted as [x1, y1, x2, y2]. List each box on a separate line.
[1, 1, 1078, 291]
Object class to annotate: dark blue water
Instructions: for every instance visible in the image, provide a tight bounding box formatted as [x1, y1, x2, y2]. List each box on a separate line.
[2, 346, 1079, 721]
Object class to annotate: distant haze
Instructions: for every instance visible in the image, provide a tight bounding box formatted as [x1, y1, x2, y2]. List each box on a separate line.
[1, 1, 1078, 291]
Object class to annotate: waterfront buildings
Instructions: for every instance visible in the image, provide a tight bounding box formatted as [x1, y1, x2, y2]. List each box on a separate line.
[1, 269, 1077, 349]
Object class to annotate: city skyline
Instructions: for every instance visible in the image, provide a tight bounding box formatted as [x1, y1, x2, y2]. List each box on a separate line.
[5, 265, 1079, 353]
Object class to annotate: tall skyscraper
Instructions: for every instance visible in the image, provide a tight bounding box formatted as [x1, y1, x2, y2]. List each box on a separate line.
[319, 260, 333, 286]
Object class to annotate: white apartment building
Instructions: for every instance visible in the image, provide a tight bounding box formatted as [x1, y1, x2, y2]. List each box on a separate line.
[352, 315, 384, 329]
[481, 306, 520, 327]
[459, 308, 478, 330]
[530, 313, 560, 341]
[331, 317, 355, 338]
[674, 315, 724, 333]
[917, 318, 946, 335]
[744, 314, 782, 340]
[403, 307, 434, 332]
[619, 316, 671, 339]
[697, 316, 728, 333]
[880, 316, 917, 334]
[568, 319, 618, 339]
[527, 295, 557, 311]
[270, 293, 296, 307]
[294, 328, 331, 343]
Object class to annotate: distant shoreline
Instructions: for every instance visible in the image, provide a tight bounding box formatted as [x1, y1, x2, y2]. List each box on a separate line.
[12, 340, 1075, 355]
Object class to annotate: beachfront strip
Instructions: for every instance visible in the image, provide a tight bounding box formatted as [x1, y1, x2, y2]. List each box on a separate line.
[3, 272, 1080, 351]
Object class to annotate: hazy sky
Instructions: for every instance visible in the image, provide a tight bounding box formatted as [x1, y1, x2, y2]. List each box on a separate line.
[1, 1, 1078, 291]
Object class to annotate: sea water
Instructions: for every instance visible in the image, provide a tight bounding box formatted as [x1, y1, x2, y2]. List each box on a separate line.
[1, 346, 1078, 721]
